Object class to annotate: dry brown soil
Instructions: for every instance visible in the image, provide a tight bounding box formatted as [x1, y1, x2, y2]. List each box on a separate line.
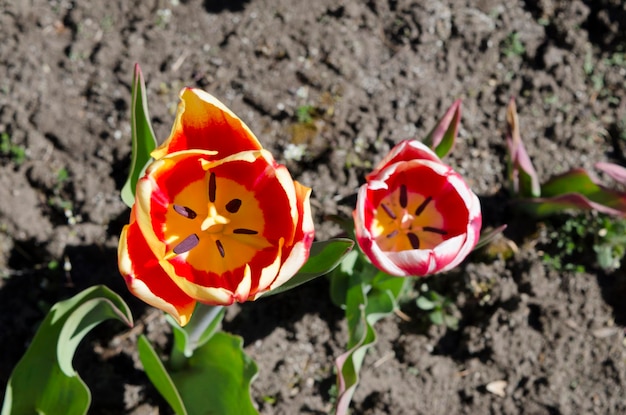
[1, 0, 626, 414]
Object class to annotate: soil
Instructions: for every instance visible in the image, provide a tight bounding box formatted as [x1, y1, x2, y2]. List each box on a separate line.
[1, 0, 626, 414]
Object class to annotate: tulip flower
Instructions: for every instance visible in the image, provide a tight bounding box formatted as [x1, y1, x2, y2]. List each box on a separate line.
[118, 88, 314, 326]
[353, 140, 481, 277]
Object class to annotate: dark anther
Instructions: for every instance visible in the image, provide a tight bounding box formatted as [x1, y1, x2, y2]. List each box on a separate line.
[173, 234, 200, 255]
[381, 203, 397, 219]
[399, 184, 408, 208]
[233, 228, 258, 235]
[407, 232, 420, 249]
[423, 226, 447, 235]
[415, 196, 433, 216]
[209, 172, 217, 203]
[216, 239, 225, 258]
[225, 198, 242, 213]
[386, 229, 399, 238]
[173, 204, 197, 219]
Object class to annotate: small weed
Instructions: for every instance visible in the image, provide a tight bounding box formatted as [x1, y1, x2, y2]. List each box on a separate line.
[261, 395, 276, 405]
[56, 167, 69, 186]
[593, 216, 626, 272]
[0, 132, 26, 165]
[584, 48, 625, 97]
[48, 167, 80, 225]
[541, 213, 626, 272]
[501, 32, 525, 58]
[415, 283, 459, 330]
[296, 105, 316, 124]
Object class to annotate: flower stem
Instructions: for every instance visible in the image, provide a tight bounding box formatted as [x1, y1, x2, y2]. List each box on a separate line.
[168, 303, 225, 371]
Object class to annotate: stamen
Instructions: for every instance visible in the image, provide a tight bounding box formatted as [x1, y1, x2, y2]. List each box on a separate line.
[423, 227, 447, 235]
[415, 196, 432, 216]
[225, 198, 242, 213]
[399, 184, 408, 208]
[216, 239, 225, 257]
[386, 229, 399, 238]
[173, 204, 197, 219]
[407, 232, 420, 249]
[173, 234, 200, 255]
[233, 228, 258, 235]
[381, 203, 397, 219]
[208, 172, 216, 203]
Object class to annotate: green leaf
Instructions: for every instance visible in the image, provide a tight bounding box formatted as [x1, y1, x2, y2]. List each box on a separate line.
[1, 286, 133, 415]
[176, 332, 258, 415]
[429, 310, 444, 326]
[519, 168, 626, 217]
[329, 249, 359, 308]
[334, 265, 406, 415]
[140, 331, 258, 415]
[121, 63, 158, 207]
[137, 335, 188, 415]
[168, 304, 225, 359]
[416, 296, 436, 310]
[422, 99, 462, 159]
[261, 238, 354, 298]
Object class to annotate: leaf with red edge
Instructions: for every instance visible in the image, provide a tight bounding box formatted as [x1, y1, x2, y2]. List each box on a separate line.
[423, 99, 462, 159]
[505, 97, 540, 198]
[595, 161, 626, 187]
[518, 168, 626, 217]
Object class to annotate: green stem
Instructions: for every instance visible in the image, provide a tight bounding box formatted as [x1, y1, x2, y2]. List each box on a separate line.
[168, 303, 225, 372]
[187, 304, 224, 350]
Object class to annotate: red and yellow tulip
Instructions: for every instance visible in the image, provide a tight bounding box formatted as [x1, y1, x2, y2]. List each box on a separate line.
[353, 140, 481, 277]
[118, 88, 314, 326]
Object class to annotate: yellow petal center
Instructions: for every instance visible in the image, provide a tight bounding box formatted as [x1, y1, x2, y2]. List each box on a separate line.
[371, 184, 447, 252]
[201, 204, 230, 233]
[162, 170, 271, 272]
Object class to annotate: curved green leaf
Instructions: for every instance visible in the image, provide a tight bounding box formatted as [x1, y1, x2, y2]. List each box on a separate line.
[137, 335, 188, 415]
[262, 238, 354, 298]
[1, 286, 133, 415]
[423, 99, 462, 159]
[142, 331, 259, 415]
[121, 63, 158, 207]
[171, 332, 258, 415]
[335, 270, 405, 415]
[519, 168, 626, 217]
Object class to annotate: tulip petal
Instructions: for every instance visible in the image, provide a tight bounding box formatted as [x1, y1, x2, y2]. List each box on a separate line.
[152, 88, 262, 160]
[118, 212, 196, 326]
[265, 182, 315, 293]
[367, 140, 441, 181]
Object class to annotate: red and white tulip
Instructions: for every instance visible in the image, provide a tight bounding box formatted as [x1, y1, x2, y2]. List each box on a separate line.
[353, 140, 481, 277]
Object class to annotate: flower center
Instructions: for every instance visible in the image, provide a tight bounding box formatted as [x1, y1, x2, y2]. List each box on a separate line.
[372, 184, 447, 251]
[163, 171, 269, 270]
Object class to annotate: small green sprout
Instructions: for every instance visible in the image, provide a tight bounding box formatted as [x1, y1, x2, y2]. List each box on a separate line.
[501, 32, 525, 58]
[415, 283, 459, 330]
[0, 132, 26, 165]
[296, 105, 316, 124]
[542, 213, 626, 273]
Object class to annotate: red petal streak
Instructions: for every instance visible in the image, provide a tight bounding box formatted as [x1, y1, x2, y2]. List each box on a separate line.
[119, 216, 196, 325]
[152, 88, 262, 159]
